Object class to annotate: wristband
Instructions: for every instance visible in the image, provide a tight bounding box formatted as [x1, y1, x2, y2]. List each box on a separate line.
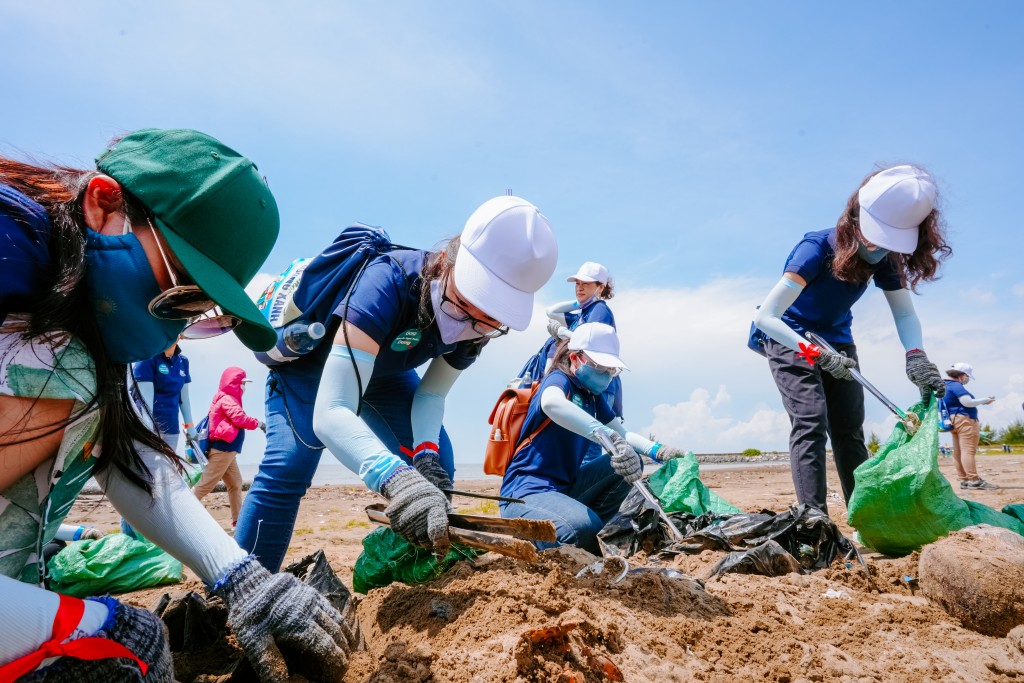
[413, 441, 440, 458]
[648, 442, 664, 459]
[183, 422, 195, 428]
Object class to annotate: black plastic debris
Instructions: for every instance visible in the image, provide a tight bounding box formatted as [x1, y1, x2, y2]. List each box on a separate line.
[598, 492, 859, 577]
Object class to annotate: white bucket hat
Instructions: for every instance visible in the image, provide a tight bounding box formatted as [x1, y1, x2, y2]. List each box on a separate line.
[568, 322, 628, 370]
[858, 165, 937, 255]
[453, 196, 558, 331]
[567, 261, 609, 284]
[950, 362, 975, 380]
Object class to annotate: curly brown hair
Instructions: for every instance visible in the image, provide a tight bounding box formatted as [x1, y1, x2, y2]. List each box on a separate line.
[600, 278, 614, 300]
[831, 166, 952, 292]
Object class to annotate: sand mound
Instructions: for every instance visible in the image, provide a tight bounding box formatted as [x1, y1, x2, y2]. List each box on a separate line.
[920, 525, 1024, 637]
[343, 549, 1024, 682]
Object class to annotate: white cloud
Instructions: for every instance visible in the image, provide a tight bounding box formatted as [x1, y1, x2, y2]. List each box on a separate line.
[1013, 283, 1024, 298]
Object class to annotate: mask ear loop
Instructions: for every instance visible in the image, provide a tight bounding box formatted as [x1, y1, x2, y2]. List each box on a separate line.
[122, 213, 133, 236]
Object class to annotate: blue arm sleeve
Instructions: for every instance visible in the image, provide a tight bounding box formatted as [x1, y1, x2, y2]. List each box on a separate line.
[411, 356, 462, 448]
[753, 276, 809, 352]
[179, 383, 194, 426]
[883, 288, 924, 352]
[312, 345, 406, 492]
[539, 385, 608, 441]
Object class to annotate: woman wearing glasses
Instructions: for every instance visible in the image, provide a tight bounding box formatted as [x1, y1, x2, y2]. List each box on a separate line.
[235, 196, 559, 566]
[500, 323, 684, 555]
[0, 129, 354, 682]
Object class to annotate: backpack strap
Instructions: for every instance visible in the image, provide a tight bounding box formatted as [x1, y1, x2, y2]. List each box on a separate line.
[511, 384, 572, 457]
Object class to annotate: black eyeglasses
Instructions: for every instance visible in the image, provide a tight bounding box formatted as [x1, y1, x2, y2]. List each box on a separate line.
[439, 278, 509, 338]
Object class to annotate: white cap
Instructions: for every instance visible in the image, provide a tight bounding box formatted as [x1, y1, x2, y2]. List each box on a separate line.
[858, 165, 936, 255]
[567, 261, 609, 284]
[568, 322, 628, 370]
[950, 362, 975, 380]
[453, 196, 558, 331]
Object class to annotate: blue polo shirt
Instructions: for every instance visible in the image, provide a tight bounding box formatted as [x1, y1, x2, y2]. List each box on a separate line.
[500, 369, 618, 500]
[133, 351, 191, 435]
[565, 299, 615, 330]
[942, 380, 979, 420]
[0, 185, 53, 325]
[781, 228, 903, 344]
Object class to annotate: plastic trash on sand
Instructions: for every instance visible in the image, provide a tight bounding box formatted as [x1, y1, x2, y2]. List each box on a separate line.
[352, 526, 482, 594]
[847, 397, 1024, 556]
[47, 533, 182, 597]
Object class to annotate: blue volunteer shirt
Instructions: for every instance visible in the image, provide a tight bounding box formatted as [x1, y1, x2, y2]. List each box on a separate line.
[942, 379, 979, 420]
[500, 369, 618, 500]
[0, 185, 53, 325]
[564, 299, 615, 330]
[781, 228, 903, 344]
[133, 350, 191, 435]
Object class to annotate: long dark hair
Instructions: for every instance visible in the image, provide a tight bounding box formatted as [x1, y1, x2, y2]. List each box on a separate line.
[547, 339, 574, 377]
[832, 166, 952, 291]
[0, 156, 177, 494]
[416, 235, 461, 329]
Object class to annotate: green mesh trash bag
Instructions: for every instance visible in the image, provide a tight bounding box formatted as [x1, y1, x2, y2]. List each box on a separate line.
[646, 452, 741, 515]
[47, 533, 183, 597]
[847, 398, 1024, 556]
[352, 527, 481, 594]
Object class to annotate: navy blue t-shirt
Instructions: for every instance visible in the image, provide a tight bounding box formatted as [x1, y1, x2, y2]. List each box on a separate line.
[133, 350, 191, 435]
[0, 185, 53, 325]
[210, 429, 245, 453]
[322, 249, 484, 375]
[781, 228, 903, 344]
[565, 299, 615, 330]
[500, 370, 618, 499]
[942, 379, 979, 420]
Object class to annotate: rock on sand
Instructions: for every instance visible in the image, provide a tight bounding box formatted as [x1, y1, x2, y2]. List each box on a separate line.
[919, 524, 1024, 637]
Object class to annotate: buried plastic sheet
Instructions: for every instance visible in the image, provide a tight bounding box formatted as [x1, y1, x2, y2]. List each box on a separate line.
[847, 398, 1024, 556]
[46, 533, 182, 597]
[598, 487, 856, 576]
[352, 526, 482, 594]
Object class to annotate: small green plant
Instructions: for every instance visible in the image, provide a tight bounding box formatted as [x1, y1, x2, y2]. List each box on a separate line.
[998, 420, 1024, 445]
[293, 527, 314, 536]
[866, 432, 881, 454]
[344, 519, 370, 529]
[741, 448, 761, 457]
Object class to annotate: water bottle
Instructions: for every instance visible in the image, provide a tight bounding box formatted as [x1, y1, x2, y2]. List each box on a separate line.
[255, 320, 327, 365]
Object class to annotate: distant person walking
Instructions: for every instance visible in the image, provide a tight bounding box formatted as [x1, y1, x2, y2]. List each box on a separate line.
[194, 367, 265, 526]
[941, 362, 997, 490]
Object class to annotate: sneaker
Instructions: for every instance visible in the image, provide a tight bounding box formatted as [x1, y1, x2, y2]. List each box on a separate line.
[959, 480, 972, 489]
[964, 479, 1000, 490]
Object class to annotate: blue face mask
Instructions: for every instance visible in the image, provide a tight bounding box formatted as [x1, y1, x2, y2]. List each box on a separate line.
[857, 242, 890, 264]
[83, 230, 187, 363]
[575, 362, 613, 395]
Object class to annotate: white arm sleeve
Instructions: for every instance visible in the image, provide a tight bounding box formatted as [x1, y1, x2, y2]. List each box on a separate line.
[97, 443, 247, 585]
[753, 277, 808, 352]
[545, 300, 578, 327]
[410, 357, 462, 448]
[959, 395, 992, 408]
[883, 288, 925, 352]
[178, 383, 194, 427]
[0, 576, 109, 666]
[605, 416, 658, 456]
[540, 385, 604, 440]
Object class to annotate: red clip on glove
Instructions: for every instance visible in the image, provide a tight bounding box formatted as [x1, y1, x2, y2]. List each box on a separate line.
[798, 342, 855, 381]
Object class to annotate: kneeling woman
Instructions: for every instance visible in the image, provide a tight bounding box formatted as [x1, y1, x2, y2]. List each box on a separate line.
[500, 323, 683, 555]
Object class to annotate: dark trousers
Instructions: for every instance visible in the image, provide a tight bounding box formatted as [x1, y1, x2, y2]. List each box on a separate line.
[765, 338, 868, 514]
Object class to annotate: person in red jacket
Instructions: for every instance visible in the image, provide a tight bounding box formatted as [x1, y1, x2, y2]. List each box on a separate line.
[194, 367, 265, 526]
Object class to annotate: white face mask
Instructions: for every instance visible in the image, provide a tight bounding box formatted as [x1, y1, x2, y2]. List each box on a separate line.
[430, 279, 484, 345]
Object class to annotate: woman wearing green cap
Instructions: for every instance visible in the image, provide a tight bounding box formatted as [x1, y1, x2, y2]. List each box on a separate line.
[0, 130, 355, 682]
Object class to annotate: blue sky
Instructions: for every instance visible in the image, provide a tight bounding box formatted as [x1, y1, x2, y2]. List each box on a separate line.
[3, 2, 1022, 464]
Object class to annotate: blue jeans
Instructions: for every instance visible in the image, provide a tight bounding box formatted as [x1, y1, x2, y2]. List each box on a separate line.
[500, 456, 630, 556]
[234, 364, 456, 571]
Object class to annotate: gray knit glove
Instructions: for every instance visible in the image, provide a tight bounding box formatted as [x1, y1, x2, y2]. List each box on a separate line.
[22, 599, 173, 683]
[906, 349, 945, 403]
[381, 465, 451, 553]
[604, 431, 644, 483]
[652, 444, 686, 463]
[412, 449, 454, 496]
[814, 346, 856, 380]
[212, 556, 356, 683]
[546, 318, 570, 340]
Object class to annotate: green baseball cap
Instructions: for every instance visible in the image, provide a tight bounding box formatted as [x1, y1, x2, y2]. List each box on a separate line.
[96, 128, 279, 351]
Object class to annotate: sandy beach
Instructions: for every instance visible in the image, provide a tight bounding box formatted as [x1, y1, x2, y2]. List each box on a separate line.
[64, 453, 1024, 682]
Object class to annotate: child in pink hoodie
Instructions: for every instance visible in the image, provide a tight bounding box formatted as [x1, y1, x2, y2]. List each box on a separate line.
[194, 367, 265, 525]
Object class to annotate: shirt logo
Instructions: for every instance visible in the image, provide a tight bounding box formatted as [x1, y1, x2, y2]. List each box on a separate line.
[158, 365, 170, 375]
[180, 369, 186, 377]
[390, 328, 422, 352]
[571, 393, 583, 408]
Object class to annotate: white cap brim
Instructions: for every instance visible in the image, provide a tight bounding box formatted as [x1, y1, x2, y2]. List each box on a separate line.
[859, 206, 919, 254]
[582, 349, 628, 370]
[453, 247, 533, 331]
[567, 275, 600, 283]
